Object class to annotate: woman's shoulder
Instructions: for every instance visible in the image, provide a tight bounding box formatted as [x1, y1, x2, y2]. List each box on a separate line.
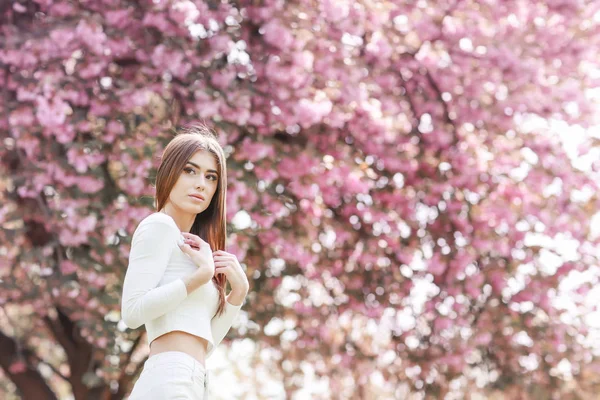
[137, 211, 180, 233]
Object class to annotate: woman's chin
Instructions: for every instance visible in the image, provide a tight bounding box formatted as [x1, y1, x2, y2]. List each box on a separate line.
[179, 203, 204, 214]
[188, 205, 204, 212]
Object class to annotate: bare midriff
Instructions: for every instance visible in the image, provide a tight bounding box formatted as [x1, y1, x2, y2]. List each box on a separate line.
[149, 331, 209, 367]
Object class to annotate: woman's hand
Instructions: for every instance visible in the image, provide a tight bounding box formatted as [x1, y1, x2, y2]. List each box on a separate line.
[178, 232, 215, 281]
[213, 250, 250, 296]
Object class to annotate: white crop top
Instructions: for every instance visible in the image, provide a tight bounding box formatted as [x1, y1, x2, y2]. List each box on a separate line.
[120, 212, 242, 359]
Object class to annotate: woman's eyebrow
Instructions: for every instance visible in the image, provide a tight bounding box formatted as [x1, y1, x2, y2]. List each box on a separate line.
[186, 161, 218, 174]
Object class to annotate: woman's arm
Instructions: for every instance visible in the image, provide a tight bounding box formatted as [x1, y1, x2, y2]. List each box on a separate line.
[121, 217, 188, 329]
[206, 292, 245, 358]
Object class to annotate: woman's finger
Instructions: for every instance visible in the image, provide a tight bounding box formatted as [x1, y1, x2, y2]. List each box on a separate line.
[214, 266, 230, 275]
[214, 262, 234, 269]
[183, 238, 199, 249]
[214, 262, 231, 268]
[181, 232, 205, 244]
[213, 253, 233, 260]
[181, 235, 200, 245]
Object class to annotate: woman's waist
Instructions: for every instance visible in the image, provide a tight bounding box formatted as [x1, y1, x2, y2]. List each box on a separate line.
[146, 316, 215, 345]
[149, 331, 210, 366]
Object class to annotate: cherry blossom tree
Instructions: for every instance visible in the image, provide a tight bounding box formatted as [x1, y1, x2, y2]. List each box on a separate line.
[1, 0, 600, 398]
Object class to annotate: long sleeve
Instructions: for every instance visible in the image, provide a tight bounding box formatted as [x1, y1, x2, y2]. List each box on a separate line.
[121, 217, 188, 329]
[206, 299, 243, 358]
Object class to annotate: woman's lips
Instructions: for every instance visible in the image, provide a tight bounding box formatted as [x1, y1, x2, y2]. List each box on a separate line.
[189, 194, 204, 202]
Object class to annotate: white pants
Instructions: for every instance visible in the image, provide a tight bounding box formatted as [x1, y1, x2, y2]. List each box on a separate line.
[128, 351, 208, 399]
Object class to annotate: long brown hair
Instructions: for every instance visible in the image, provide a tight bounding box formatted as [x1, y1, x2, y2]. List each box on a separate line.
[154, 125, 228, 317]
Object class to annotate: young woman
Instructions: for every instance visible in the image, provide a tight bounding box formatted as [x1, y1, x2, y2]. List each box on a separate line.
[121, 126, 250, 399]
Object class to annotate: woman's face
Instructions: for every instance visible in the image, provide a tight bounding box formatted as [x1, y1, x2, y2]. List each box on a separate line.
[169, 150, 220, 214]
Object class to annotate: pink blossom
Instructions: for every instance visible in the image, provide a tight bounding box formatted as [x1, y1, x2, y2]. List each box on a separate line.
[211, 68, 237, 90]
[434, 317, 452, 331]
[488, 270, 507, 294]
[75, 20, 107, 55]
[261, 20, 294, 50]
[49, 28, 76, 50]
[475, 332, 493, 346]
[142, 13, 173, 34]
[78, 177, 105, 193]
[322, 0, 350, 22]
[295, 98, 333, 128]
[13, 3, 27, 13]
[9, 107, 35, 127]
[236, 138, 275, 162]
[89, 99, 111, 117]
[60, 260, 78, 275]
[208, 34, 233, 53]
[78, 61, 106, 79]
[8, 361, 27, 374]
[35, 96, 70, 127]
[105, 9, 131, 28]
[428, 253, 446, 276]
[366, 32, 392, 61]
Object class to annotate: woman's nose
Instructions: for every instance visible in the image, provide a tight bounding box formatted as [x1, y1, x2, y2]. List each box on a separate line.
[195, 176, 207, 189]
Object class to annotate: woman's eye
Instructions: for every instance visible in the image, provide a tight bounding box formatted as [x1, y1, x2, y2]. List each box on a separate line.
[185, 168, 216, 181]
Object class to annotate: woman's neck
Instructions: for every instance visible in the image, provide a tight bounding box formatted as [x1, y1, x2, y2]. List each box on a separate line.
[159, 207, 195, 232]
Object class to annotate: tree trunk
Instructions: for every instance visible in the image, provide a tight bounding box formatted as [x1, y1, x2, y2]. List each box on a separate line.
[0, 331, 57, 400]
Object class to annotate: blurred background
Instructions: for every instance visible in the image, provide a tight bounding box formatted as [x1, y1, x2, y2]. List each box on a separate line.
[1, 0, 600, 399]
